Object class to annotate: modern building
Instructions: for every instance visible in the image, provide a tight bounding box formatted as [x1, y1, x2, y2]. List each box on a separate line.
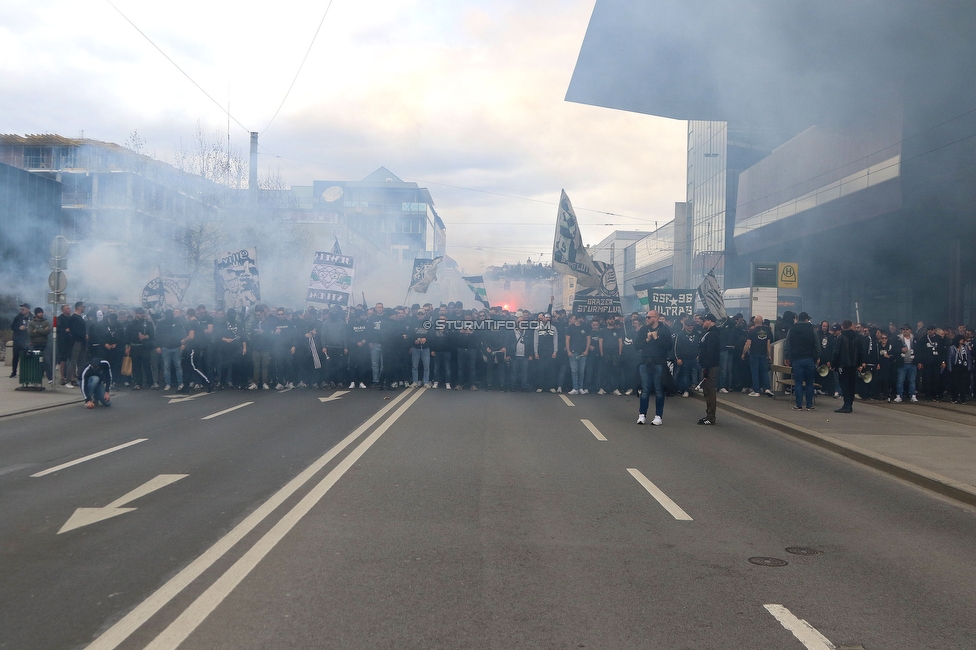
[567, 0, 976, 324]
[0, 162, 62, 300]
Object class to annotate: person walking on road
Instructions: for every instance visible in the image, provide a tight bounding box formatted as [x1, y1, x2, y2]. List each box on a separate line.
[636, 310, 673, 426]
[784, 311, 822, 410]
[830, 320, 865, 413]
[697, 313, 721, 425]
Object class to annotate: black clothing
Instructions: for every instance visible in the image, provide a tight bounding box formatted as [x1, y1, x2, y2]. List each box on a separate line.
[565, 324, 590, 355]
[831, 330, 865, 369]
[636, 323, 673, 365]
[784, 321, 821, 361]
[747, 326, 772, 356]
[698, 326, 721, 370]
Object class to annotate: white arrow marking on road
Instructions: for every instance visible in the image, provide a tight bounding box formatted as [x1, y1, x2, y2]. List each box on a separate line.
[763, 604, 837, 650]
[58, 474, 188, 534]
[627, 469, 693, 521]
[559, 394, 575, 407]
[319, 390, 350, 403]
[580, 419, 607, 441]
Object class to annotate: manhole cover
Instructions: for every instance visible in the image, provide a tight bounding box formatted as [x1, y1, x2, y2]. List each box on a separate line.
[785, 546, 823, 556]
[748, 556, 788, 567]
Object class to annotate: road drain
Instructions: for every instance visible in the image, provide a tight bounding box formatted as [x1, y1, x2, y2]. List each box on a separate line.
[748, 556, 788, 567]
[785, 546, 823, 555]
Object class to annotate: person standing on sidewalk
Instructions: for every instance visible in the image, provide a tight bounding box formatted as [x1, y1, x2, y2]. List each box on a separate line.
[784, 311, 822, 411]
[9, 303, 31, 379]
[697, 313, 721, 425]
[742, 315, 774, 397]
[894, 324, 919, 403]
[64, 302, 87, 388]
[830, 320, 865, 413]
[27, 307, 53, 384]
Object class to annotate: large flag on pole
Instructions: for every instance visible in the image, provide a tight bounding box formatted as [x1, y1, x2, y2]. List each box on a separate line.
[697, 270, 727, 323]
[409, 257, 443, 294]
[214, 248, 261, 311]
[462, 275, 491, 310]
[141, 268, 191, 312]
[552, 190, 601, 289]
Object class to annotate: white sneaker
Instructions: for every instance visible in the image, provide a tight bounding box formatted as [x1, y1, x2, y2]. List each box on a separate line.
[568, 389, 579, 395]
[764, 389, 775, 397]
[910, 395, 918, 403]
[893, 396, 902, 402]
[556, 387, 563, 393]
[549, 388, 556, 393]
[349, 382, 356, 389]
[445, 383, 452, 390]
[613, 389, 622, 396]
[598, 388, 606, 395]
[695, 387, 704, 393]
[682, 391, 689, 398]
[262, 383, 270, 390]
[536, 388, 542, 393]
[286, 382, 295, 389]
[651, 415, 663, 426]
[625, 388, 633, 396]
[248, 382, 257, 390]
[637, 414, 646, 425]
[749, 391, 760, 397]
[432, 382, 439, 389]
[359, 382, 367, 389]
[720, 388, 729, 394]
[424, 382, 433, 388]
[581, 389, 589, 394]
[297, 381, 307, 389]
[164, 385, 171, 391]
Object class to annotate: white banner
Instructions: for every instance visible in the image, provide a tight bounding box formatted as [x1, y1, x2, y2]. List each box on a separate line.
[214, 248, 261, 311]
[306, 251, 355, 307]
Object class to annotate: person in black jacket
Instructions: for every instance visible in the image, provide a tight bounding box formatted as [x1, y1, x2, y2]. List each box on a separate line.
[9, 303, 31, 379]
[80, 356, 113, 408]
[830, 320, 865, 413]
[698, 313, 721, 425]
[635, 310, 673, 426]
[784, 312, 822, 410]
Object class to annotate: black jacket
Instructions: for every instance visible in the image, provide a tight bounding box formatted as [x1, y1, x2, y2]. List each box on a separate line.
[784, 321, 821, 362]
[699, 326, 721, 369]
[831, 330, 864, 368]
[636, 323, 673, 365]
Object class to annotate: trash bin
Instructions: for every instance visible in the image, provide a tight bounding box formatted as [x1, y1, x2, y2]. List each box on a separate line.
[19, 350, 44, 388]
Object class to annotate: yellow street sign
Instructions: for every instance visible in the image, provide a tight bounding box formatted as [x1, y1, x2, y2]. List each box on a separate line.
[778, 262, 798, 289]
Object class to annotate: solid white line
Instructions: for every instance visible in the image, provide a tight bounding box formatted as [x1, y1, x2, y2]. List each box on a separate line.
[144, 388, 428, 650]
[559, 394, 575, 407]
[581, 419, 607, 441]
[31, 439, 148, 478]
[201, 402, 253, 420]
[85, 388, 417, 650]
[763, 604, 836, 649]
[626, 469, 693, 521]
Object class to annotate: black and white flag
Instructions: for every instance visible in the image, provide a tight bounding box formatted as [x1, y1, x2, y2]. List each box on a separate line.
[409, 257, 443, 294]
[306, 251, 355, 307]
[214, 248, 261, 311]
[697, 271, 727, 323]
[552, 190, 600, 289]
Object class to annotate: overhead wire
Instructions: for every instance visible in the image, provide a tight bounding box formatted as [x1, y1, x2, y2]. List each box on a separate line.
[104, 0, 251, 135]
[262, 0, 336, 135]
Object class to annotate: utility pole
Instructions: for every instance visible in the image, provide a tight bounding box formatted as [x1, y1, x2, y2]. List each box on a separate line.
[249, 131, 258, 200]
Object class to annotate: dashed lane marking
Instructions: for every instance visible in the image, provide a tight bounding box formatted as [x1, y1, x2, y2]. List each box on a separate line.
[559, 395, 575, 407]
[626, 468, 693, 521]
[201, 402, 253, 420]
[581, 419, 607, 441]
[763, 604, 836, 649]
[31, 439, 149, 478]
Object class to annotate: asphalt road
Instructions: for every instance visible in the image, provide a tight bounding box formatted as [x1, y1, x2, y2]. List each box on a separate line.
[2, 387, 976, 649]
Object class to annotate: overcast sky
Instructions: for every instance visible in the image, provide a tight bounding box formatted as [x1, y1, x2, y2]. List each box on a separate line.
[1, 0, 686, 273]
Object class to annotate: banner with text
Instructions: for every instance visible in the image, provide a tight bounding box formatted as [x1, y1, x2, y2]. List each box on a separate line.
[649, 290, 695, 317]
[306, 251, 355, 307]
[572, 261, 621, 315]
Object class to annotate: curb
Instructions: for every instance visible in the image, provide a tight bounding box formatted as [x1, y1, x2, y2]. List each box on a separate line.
[718, 397, 976, 509]
[0, 397, 85, 419]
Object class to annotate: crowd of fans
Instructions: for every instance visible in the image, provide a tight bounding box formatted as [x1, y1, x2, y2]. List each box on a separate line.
[9, 300, 973, 414]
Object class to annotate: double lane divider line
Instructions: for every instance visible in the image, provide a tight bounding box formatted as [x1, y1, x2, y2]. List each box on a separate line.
[202, 402, 254, 420]
[144, 387, 428, 650]
[626, 469, 693, 521]
[559, 395, 575, 407]
[85, 387, 418, 650]
[31, 439, 148, 478]
[581, 419, 607, 441]
[763, 604, 836, 650]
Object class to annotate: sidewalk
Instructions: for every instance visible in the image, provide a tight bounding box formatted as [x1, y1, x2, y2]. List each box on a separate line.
[714, 389, 976, 508]
[0, 373, 84, 418]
